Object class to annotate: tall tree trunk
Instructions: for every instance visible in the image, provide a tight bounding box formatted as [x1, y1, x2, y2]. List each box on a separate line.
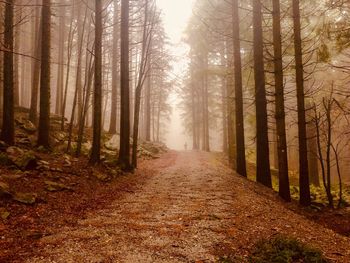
[90, 0, 102, 164]
[272, 0, 291, 201]
[0, 4, 4, 127]
[232, 0, 247, 176]
[109, 0, 119, 134]
[253, 0, 272, 187]
[292, 0, 311, 206]
[37, 0, 51, 148]
[306, 101, 320, 186]
[75, 2, 86, 126]
[252, 0, 272, 188]
[119, 0, 131, 170]
[221, 75, 228, 154]
[13, 2, 21, 107]
[29, 0, 41, 124]
[1, 0, 15, 145]
[132, 0, 151, 168]
[145, 68, 151, 141]
[61, 6, 75, 131]
[203, 56, 210, 152]
[55, 1, 65, 115]
[225, 42, 236, 165]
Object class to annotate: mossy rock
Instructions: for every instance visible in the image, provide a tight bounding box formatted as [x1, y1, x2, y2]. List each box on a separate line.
[0, 181, 11, 197]
[45, 181, 73, 192]
[0, 209, 10, 220]
[249, 235, 329, 263]
[0, 152, 9, 165]
[92, 170, 110, 182]
[13, 192, 37, 205]
[6, 147, 37, 170]
[22, 120, 36, 134]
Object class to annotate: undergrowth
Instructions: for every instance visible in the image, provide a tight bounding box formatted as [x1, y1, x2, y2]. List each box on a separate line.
[248, 235, 329, 263]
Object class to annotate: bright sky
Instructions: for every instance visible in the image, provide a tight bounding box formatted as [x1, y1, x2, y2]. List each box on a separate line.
[156, 0, 195, 150]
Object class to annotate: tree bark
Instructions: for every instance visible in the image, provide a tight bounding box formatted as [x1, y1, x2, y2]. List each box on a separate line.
[1, 0, 15, 145]
[292, 0, 311, 206]
[29, 0, 42, 124]
[272, 0, 291, 201]
[90, 0, 103, 164]
[55, 1, 65, 115]
[109, 0, 119, 134]
[37, 0, 51, 148]
[252, 0, 272, 187]
[119, 0, 132, 170]
[232, 0, 247, 177]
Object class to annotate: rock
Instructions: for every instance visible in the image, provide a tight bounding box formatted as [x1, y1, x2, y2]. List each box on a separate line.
[0, 141, 8, 151]
[7, 147, 37, 170]
[0, 208, 10, 220]
[63, 159, 72, 167]
[0, 181, 11, 197]
[92, 170, 110, 182]
[13, 192, 37, 205]
[52, 131, 66, 142]
[45, 181, 73, 192]
[0, 152, 8, 165]
[82, 142, 92, 155]
[18, 138, 32, 146]
[15, 117, 25, 126]
[104, 134, 120, 151]
[37, 160, 50, 171]
[22, 120, 36, 134]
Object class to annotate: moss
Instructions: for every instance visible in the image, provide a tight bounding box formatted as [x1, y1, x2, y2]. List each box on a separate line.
[248, 235, 329, 263]
[0, 152, 9, 165]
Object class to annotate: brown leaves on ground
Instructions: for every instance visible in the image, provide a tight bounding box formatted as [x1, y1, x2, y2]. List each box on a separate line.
[1, 151, 350, 262]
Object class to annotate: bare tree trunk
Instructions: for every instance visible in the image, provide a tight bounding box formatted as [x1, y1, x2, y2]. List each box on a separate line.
[1, 0, 15, 145]
[75, 3, 86, 126]
[272, 0, 291, 201]
[119, 0, 132, 170]
[0, 4, 3, 127]
[232, 0, 246, 176]
[37, 0, 51, 148]
[90, 0, 102, 164]
[61, 5, 75, 131]
[252, 0, 271, 188]
[306, 101, 320, 186]
[29, 0, 41, 124]
[13, 2, 21, 107]
[109, 0, 119, 134]
[132, 0, 153, 168]
[145, 67, 151, 141]
[292, 0, 311, 206]
[55, 1, 65, 115]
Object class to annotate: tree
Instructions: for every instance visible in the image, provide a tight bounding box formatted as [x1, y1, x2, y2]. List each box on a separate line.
[55, 1, 66, 115]
[252, 0, 272, 188]
[272, 0, 291, 201]
[132, 0, 154, 168]
[90, 0, 103, 164]
[232, 0, 247, 177]
[109, 0, 119, 134]
[119, 0, 132, 171]
[29, 0, 41, 124]
[292, 0, 311, 206]
[1, 0, 15, 145]
[37, 0, 51, 148]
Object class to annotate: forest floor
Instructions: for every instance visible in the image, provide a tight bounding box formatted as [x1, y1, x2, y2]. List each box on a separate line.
[1, 151, 350, 262]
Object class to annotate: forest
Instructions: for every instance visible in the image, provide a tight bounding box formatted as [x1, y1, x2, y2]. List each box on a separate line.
[0, 0, 350, 262]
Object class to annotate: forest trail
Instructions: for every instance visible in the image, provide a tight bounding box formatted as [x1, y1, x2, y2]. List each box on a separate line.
[26, 151, 350, 263]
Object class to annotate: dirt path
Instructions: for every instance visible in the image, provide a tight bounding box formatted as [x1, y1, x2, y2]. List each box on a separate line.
[26, 151, 349, 262]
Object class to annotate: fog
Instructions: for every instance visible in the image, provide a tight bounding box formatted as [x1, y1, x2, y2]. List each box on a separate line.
[156, 0, 195, 150]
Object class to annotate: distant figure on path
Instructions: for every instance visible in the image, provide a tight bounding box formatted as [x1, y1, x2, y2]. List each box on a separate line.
[184, 142, 188, 151]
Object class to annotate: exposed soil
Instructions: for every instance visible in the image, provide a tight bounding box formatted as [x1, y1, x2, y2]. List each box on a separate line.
[1, 151, 350, 262]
